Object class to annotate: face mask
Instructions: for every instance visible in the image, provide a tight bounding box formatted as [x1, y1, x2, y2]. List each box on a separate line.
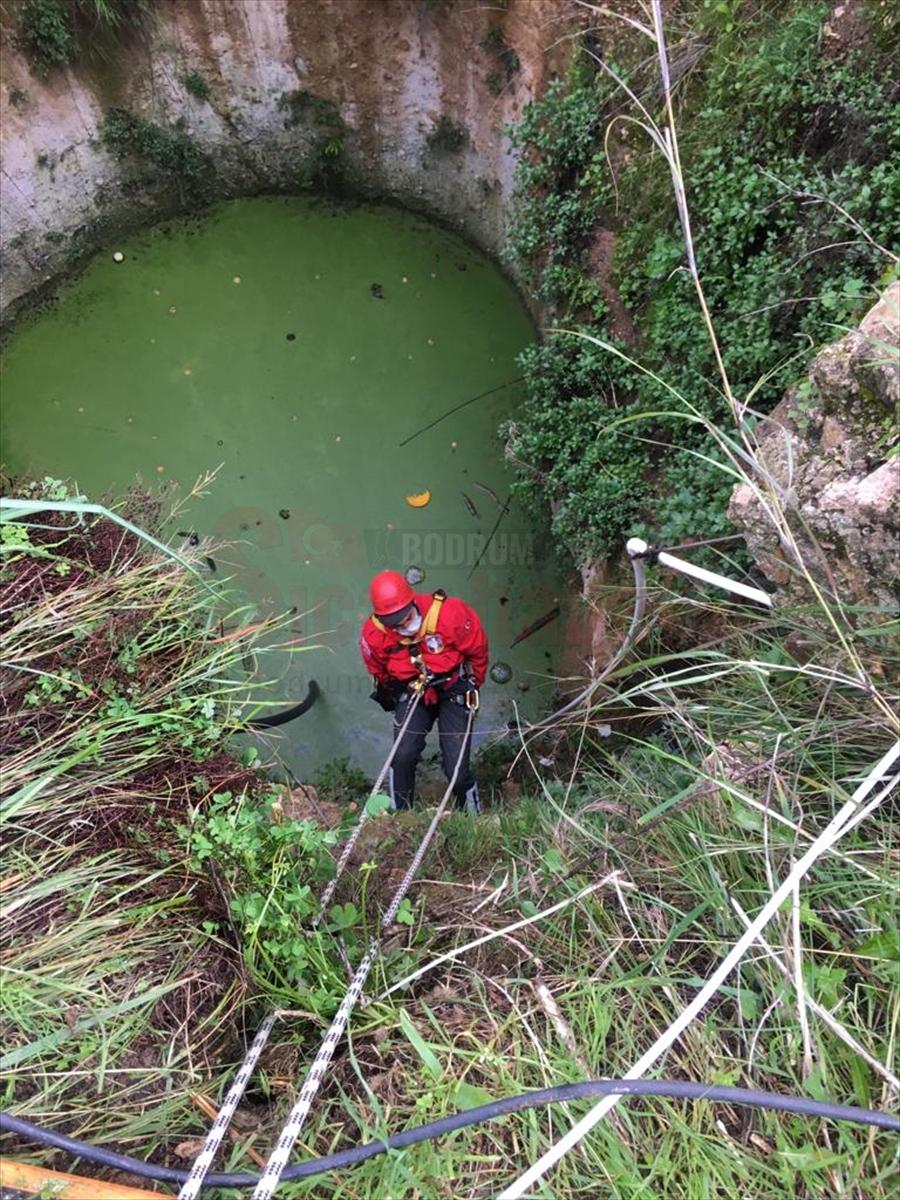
[397, 610, 422, 638]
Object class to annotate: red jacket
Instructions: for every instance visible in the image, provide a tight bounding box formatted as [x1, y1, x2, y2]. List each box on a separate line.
[359, 593, 489, 691]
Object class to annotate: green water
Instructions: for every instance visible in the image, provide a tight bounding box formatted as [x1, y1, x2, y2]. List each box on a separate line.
[1, 197, 567, 777]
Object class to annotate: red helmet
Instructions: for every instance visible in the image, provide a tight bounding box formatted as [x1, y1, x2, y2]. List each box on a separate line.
[370, 570, 414, 617]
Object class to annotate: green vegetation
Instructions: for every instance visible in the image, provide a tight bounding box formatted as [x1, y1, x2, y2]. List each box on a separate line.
[3, 6, 898, 1195]
[7, 86, 30, 108]
[0, 478, 258, 1148]
[313, 754, 371, 806]
[481, 24, 520, 95]
[184, 789, 344, 1009]
[17, 0, 145, 77]
[277, 88, 347, 189]
[426, 115, 469, 154]
[504, 1, 900, 561]
[99, 106, 213, 205]
[3, 447, 898, 1197]
[181, 69, 211, 101]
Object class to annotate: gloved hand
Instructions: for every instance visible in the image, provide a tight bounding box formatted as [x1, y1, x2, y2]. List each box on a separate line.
[370, 682, 398, 712]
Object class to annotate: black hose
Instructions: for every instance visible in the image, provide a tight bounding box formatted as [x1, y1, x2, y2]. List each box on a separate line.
[2, 1080, 897, 1189]
[246, 680, 320, 728]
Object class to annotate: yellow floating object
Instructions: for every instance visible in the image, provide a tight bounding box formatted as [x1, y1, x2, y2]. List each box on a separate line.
[405, 490, 431, 508]
[0, 1157, 174, 1198]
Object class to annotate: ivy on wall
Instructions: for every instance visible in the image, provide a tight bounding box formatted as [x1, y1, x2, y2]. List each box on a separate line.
[504, 0, 899, 563]
[18, 0, 148, 77]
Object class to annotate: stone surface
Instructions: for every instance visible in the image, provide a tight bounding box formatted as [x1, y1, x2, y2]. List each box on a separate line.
[728, 282, 899, 609]
[0, 0, 580, 320]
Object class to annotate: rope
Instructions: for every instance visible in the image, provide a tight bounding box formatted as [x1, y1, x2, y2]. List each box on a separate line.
[178, 686, 425, 1200]
[316, 687, 424, 919]
[177, 1014, 276, 1200]
[250, 705, 476, 1200]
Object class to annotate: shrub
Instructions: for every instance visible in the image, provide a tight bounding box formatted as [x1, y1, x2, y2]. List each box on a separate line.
[504, 4, 900, 563]
[181, 70, 210, 101]
[426, 115, 469, 153]
[99, 106, 213, 204]
[18, 0, 141, 77]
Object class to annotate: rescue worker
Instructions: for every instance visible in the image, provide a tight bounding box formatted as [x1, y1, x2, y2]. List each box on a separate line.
[359, 570, 488, 813]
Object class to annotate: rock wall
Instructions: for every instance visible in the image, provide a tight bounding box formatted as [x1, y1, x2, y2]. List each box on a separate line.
[0, 0, 578, 321]
[729, 282, 900, 611]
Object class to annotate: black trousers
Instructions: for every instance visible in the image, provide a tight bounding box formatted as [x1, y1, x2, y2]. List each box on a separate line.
[389, 691, 478, 811]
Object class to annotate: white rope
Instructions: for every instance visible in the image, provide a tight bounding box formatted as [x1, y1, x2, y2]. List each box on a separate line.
[497, 740, 900, 1199]
[178, 686, 425, 1198]
[251, 707, 476, 1200]
[177, 1013, 277, 1200]
[316, 688, 424, 919]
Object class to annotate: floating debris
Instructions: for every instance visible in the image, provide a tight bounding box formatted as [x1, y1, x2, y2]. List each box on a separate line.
[177, 530, 200, 547]
[183, 367, 192, 376]
[370, 283, 384, 299]
[490, 661, 513, 684]
[499, 595, 509, 606]
[279, 509, 291, 520]
[405, 490, 431, 508]
[517, 681, 530, 692]
[112, 251, 124, 263]
[405, 565, 425, 585]
[461, 491, 479, 519]
[286, 332, 296, 341]
[203, 555, 217, 573]
[155, 465, 165, 473]
[233, 275, 241, 284]
[511, 604, 561, 647]
[456, 262, 467, 272]
[168, 305, 177, 314]
[473, 480, 508, 512]
[402, 275, 408, 283]
[216, 439, 223, 446]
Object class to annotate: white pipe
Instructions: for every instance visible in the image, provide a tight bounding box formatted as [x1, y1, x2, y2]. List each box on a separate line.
[626, 537, 773, 608]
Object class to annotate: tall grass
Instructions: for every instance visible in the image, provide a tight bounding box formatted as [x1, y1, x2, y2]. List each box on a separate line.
[0, 480, 309, 1157]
